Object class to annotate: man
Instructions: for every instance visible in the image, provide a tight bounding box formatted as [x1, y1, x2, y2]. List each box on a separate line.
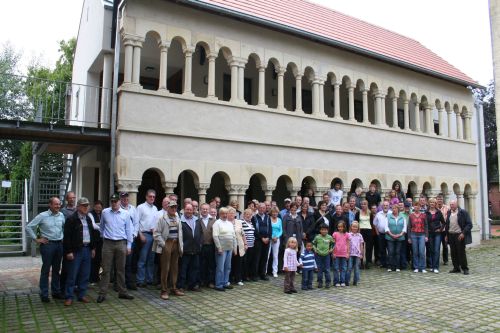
[153, 200, 184, 300]
[445, 200, 472, 275]
[61, 191, 77, 219]
[280, 198, 291, 219]
[192, 200, 199, 217]
[198, 203, 216, 288]
[295, 196, 302, 208]
[349, 196, 360, 215]
[436, 194, 450, 266]
[328, 181, 343, 208]
[179, 198, 192, 216]
[303, 197, 314, 214]
[26, 197, 66, 303]
[97, 194, 134, 303]
[342, 201, 355, 230]
[63, 197, 97, 306]
[178, 204, 203, 292]
[373, 201, 390, 268]
[419, 194, 428, 212]
[365, 183, 381, 209]
[90, 200, 103, 284]
[120, 192, 138, 290]
[135, 189, 159, 287]
[329, 204, 346, 235]
[214, 196, 221, 209]
[252, 203, 272, 281]
[265, 201, 272, 215]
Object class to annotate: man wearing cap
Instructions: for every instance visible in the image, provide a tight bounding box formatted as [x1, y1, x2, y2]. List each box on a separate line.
[97, 194, 134, 303]
[280, 198, 291, 219]
[153, 200, 184, 300]
[63, 197, 97, 306]
[26, 197, 66, 303]
[135, 189, 159, 287]
[120, 192, 138, 290]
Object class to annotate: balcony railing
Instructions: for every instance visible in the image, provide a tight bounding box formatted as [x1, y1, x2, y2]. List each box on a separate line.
[0, 73, 111, 128]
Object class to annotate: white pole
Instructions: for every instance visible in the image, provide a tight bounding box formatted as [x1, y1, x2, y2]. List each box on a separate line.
[475, 101, 490, 240]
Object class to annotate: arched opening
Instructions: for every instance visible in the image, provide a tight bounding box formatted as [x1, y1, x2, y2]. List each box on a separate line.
[206, 172, 230, 207]
[215, 47, 232, 101]
[440, 182, 449, 203]
[391, 180, 405, 201]
[192, 42, 209, 97]
[464, 184, 472, 213]
[331, 177, 344, 189]
[137, 168, 165, 208]
[139, 31, 161, 90]
[422, 182, 432, 198]
[174, 170, 200, 204]
[283, 62, 298, 111]
[265, 58, 279, 108]
[340, 76, 351, 120]
[273, 175, 292, 208]
[452, 183, 461, 205]
[348, 178, 363, 197]
[244, 54, 260, 105]
[369, 82, 378, 124]
[323, 72, 336, 117]
[245, 174, 266, 203]
[406, 181, 417, 200]
[167, 37, 186, 94]
[300, 176, 317, 197]
[386, 87, 396, 127]
[398, 90, 407, 129]
[302, 67, 315, 114]
[410, 93, 418, 131]
[354, 79, 365, 123]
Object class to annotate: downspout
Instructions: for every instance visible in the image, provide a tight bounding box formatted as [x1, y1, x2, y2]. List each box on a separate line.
[109, 0, 126, 196]
[475, 99, 490, 240]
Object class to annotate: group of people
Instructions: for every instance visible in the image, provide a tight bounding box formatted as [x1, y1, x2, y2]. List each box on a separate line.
[26, 181, 473, 303]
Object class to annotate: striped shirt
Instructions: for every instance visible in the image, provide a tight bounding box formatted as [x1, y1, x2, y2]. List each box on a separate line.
[241, 220, 255, 247]
[299, 250, 317, 270]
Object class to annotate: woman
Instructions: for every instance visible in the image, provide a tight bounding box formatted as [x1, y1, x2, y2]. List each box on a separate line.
[425, 198, 446, 273]
[392, 182, 406, 203]
[300, 203, 316, 242]
[408, 201, 428, 273]
[385, 204, 407, 272]
[230, 200, 242, 219]
[311, 201, 332, 236]
[355, 200, 373, 268]
[267, 207, 283, 278]
[228, 207, 247, 285]
[212, 207, 237, 291]
[305, 188, 317, 208]
[282, 203, 303, 253]
[240, 209, 255, 281]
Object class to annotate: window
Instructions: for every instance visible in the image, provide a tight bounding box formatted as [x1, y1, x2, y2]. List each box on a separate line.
[354, 100, 363, 122]
[398, 108, 404, 129]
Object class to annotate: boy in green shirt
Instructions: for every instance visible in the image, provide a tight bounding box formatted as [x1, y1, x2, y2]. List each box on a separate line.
[312, 224, 334, 288]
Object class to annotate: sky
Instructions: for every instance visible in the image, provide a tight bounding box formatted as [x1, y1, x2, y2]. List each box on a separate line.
[0, 0, 494, 86]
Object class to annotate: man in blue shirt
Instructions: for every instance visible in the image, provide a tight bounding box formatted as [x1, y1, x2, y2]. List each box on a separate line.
[26, 197, 66, 303]
[97, 194, 134, 303]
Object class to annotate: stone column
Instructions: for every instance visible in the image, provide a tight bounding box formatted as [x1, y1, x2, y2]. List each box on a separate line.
[100, 52, 113, 128]
[158, 41, 169, 91]
[446, 109, 453, 138]
[456, 191, 465, 209]
[456, 110, 463, 140]
[362, 89, 369, 124]
[425, 106, 432, 134]
[229, 187, 239, 204]
[116, 180, 141, 206]
[312, 79, 320, 116]
[265, 186, 275, 202]
[258, 66, 266, 107]
[207, 53, 217, 99]
[413, 191, 422, 204]
[437, 107, 444, 136]
[277, 67, 285, 110]
[163, 182, 177, 196]
[182, 47, 194, 96]
[197, 183, 210, 205]
[238, 60, 247, 103]
[333, 83, 341, 119]
[403, 99, 410, 131]
[380, 94, 386, 127]
[237, 186, 248, 211]
[319, 80, 325, 117]
[348, 85, 355, 121]
[291, 187, 301, 201]
[392, 96, 398, 128]
[375, 94, 382, 126]
[132, 38, 144, 85]
[465, 193, 477, 221]
[229, 59, 239, 103]
[414, 102, 421, 132]
[123, 37, 134, 84]
[464, 112, 472, 140]
[295, 72, 303, 112]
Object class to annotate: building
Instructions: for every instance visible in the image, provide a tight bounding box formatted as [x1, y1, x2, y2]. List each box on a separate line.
[71, 0, 483, 244]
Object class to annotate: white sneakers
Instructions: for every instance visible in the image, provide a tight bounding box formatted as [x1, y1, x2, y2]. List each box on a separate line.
[387, 269, 392, 272]
[434, 269, 439, 274]
[422, 269, 427, 273]
[396, 269, 401, 272]
[273, 273, 278, 278]
[340, 283, 346, 287]
[414, 269, 419, 273]
[237, 281, 244, 286]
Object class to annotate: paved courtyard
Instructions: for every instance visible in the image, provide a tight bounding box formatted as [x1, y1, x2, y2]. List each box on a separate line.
[1, 239, 500, 333]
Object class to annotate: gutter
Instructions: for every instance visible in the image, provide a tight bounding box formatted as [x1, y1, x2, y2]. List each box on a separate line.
[178, 0, 483, 89]
[475, 99, 490, 240]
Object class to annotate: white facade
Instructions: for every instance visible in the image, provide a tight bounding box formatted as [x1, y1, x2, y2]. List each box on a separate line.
[72, 0, 482, 244]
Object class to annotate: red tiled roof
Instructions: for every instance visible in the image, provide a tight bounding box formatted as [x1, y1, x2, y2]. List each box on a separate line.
[193, 0, 476, 86]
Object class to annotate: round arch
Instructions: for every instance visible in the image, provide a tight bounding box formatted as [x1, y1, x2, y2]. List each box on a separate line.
[174, 170, 200, 204]
[137, 168, 166, 208]
[206, 171, 231, 206]
[245, 173, 267, 203]
[273, 175, 293, 208]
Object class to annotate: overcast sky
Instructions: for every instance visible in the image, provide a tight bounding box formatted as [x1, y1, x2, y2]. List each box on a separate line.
[0, 0, 493, 85]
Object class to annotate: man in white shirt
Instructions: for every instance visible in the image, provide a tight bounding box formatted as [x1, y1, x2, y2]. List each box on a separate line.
[373, 200, 390, 268]
[120, 192, 138, 290]
[135, 189, 159, 287]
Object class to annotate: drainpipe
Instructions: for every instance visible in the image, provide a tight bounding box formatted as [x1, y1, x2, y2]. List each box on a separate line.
[475, 99, 490, 240]
[109, 0, 127, 197]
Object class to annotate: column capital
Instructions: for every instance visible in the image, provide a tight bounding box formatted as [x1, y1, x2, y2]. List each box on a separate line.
[121, 33, 143, 44]
[275, 66, 286, 76]
[424, 104, 434, 111]
[454, 108, 462, 115]
[333, 82, 341, 88]
[116, 179, 142, 193]
[163, 181, 177, 189]
[206, 52, 218, 60]
[228, 184, 248, 194]
[392, 96, 398, 102]
[158, 40, 170, 50]
[376, 93, 386, 99]
[295, 71, 303, 79]
[403, 99, 409, 104]
[258, 65, 266, 72]
[266, 185, 276, 192]
[347, 84, 356, 90]
[198, 183, 211, 191]
[361, 88, 369, 94]
[132, 37, 145, 47]
[182, 46, 195, 55]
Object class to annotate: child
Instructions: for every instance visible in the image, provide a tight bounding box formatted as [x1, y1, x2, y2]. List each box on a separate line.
[299, 241, 317, 290]
[312, 224, 334, 288]
[283, 237, 300, 294]
[333, 221, 350, 287]
[328, 181, 343, 208]
[346, 221, 364, 286]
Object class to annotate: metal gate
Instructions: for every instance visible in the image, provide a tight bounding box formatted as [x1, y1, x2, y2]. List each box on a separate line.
[0, 179, 29, 254]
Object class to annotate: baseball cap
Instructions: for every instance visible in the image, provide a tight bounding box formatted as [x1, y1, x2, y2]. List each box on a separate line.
[120, 192, 129, 197]
[284, 198, 292, 203]
[110, 193, 120, 201]
[168, 201, 178, 207]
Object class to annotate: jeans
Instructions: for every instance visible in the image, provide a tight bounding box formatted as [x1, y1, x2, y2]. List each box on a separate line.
[399, 239, 408, 269]
[386, 240, 402, 270]
[429, 233, 442, 270]
[39, 241, 63, 297]
[178, 253, 200, 289]
[136, 232, 154, 284]
[410, 234, 426, 271]
[346, 256, 361, 284]
[315, 254, 331, 285]
[333, 257, 347, 284]
[267, 238, 280, 275]
[65, 246, 91, 300]
[215, 250, 232, 288]
[301, 269, 314, 289]
[377, 233, 387, 267]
